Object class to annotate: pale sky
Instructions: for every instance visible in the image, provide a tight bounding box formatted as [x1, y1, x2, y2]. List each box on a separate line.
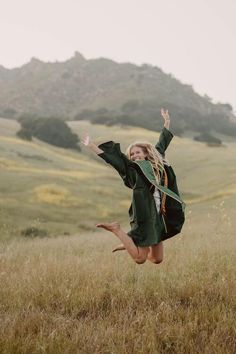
[0, 0, 235, 110]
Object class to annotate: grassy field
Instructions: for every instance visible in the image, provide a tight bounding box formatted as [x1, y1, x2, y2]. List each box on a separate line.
[0, 117, 236, 353]
[1, 118, 236, 239]
[0, 216, 235, 353]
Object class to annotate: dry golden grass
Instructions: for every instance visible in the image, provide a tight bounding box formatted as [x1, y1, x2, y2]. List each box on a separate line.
[0, 204, 235, 354]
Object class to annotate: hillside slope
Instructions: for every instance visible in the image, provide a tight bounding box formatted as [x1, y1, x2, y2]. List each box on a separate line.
[0, 117, 235, 239]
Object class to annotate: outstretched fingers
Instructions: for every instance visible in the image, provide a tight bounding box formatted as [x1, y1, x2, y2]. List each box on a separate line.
[161, 108, 170, 121]
[81, 132, 90, 146]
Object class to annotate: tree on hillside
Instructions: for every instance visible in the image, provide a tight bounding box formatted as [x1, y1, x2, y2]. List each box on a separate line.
[17, 117, 80, 150]
[194, 132, 222, 146]
[1, 108, 17, 118]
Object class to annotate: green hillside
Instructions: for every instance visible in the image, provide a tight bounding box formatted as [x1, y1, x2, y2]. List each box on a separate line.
[0, 117, 236, 240]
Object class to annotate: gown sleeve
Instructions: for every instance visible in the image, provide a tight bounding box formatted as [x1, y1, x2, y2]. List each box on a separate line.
[97, 141, 135, 188]
[155, 127, 174, 155]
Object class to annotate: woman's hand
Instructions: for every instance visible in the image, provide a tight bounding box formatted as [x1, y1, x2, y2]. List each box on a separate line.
[161, 108, 170, 129]
[81, 132, 104, 155]
[81, 132, 90, 146]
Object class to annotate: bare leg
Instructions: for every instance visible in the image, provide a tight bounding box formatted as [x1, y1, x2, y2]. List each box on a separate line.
[147, 242, 164, 264]
[96, 222, 149, 264]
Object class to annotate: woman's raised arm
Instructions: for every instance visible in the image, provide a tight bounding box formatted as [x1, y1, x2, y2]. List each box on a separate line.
[81, 133, 135, 188]
[155, 109, 173, 155]
[81, 133, 104, 155]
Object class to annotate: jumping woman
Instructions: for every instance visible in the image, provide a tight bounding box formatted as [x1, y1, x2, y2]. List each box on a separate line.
[81, 109, 185, 264]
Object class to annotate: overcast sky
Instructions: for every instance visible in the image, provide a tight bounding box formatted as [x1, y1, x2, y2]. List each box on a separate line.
[0, 0, 235, 110]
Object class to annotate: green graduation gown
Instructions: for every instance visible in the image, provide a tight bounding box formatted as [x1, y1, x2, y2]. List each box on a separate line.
[98, 127, 185, 247]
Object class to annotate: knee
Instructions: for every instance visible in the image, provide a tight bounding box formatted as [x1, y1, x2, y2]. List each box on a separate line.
[151, 257, 163, 264]
[134, 256, 147, 265]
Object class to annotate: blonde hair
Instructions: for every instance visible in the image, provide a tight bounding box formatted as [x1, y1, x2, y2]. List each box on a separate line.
[126, 141, 165, 183]
[126, 141, 169, 214]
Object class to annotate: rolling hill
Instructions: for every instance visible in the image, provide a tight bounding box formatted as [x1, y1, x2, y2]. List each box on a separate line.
[0, 117, 236, 240]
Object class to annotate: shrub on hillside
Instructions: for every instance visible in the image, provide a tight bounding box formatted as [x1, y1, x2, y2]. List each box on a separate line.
[17, 128, 32, 141]
[2, 108, 17, 118]
[17, 117, 80, 149]
[194, 133, 222, 146]
[21, 227, 48, 238]
[74, 108, 109, 121]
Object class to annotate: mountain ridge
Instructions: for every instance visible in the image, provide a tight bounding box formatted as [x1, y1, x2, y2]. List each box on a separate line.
[0, 52, 235, 136]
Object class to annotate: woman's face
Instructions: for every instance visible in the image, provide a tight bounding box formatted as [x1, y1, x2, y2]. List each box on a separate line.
[130, 146, 147, 161]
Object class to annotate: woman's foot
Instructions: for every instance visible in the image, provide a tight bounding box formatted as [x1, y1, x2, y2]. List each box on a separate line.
[112, 244, 126, 253]
[96, 222, 120, 232]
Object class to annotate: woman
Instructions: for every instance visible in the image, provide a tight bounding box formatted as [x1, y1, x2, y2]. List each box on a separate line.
[81, 109, 185, 264]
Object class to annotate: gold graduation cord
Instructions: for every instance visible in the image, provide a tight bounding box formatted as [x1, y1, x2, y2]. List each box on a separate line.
[160, 169, 168, 215]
